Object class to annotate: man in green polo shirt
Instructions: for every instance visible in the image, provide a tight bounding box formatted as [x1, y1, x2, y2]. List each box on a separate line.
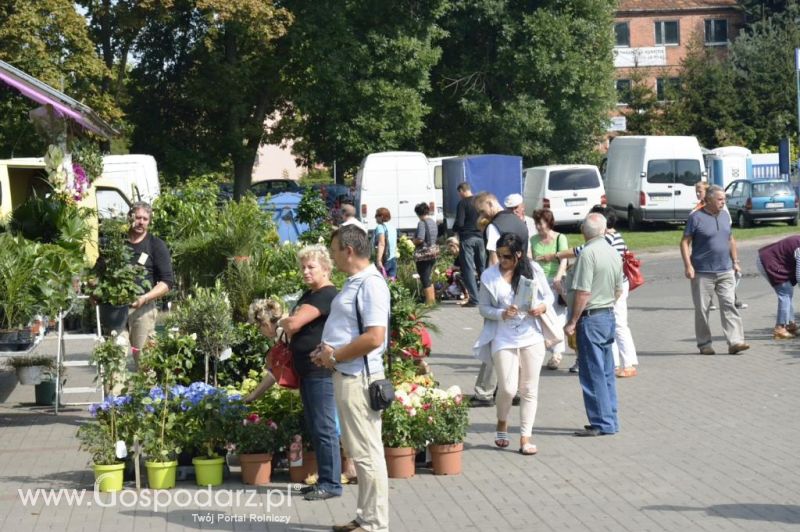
[565, 213, 623, 437]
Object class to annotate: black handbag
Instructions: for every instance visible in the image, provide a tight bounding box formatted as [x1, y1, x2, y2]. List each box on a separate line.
[355, 276, 395, 411]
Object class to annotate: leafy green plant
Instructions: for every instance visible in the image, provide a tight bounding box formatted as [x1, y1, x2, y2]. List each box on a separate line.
[139, 384, 184, 462]
[232, 376, 305, 452]
[178, 382, 244, 458]
[231, 412, 281, 454]
[216, 323, 273, 387]
[90, 332, 129, 394]
[4, 354, 56, 370]
[167, 281, 236, 383]
[421, 387, 469, 445]
[136, 330, 198, 387]
[77, 395, 134, 465]
[70, 140, 104, 183]
[296, 187, 332, 244]
[382, 399, 424, 449]
[8, 194, 92, 254]
[89, 217, 148, 306]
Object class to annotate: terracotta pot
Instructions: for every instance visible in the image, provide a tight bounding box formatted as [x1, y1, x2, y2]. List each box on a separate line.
[239, 453, 273, 486]
[302, 450, 318, 478]
[429, 443, 463, 475]
[384, 447, 416, 479]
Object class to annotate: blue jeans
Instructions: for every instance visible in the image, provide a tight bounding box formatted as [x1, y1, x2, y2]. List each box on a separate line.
[459, 236, 485, 303]
[775, 281, 794, 326]
[299, 376, 342, 495]
[384, 257, 397, 279]
[577, 311, 619, 434]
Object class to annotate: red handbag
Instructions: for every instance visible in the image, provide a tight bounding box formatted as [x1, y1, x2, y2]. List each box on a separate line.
[268, 336, 299, 389]
[622, 250, 644, 291]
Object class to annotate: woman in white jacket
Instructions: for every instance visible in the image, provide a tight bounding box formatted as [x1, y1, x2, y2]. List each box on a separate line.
[473, 232, 555, 455]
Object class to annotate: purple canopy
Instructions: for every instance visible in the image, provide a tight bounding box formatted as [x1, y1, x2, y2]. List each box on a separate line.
[0, 59, 118, 139]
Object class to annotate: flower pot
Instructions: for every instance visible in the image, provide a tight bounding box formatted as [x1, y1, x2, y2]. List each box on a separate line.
[192, 456, 225, 486]
[239, 453, 273, 485]
[145, 460, 178, 489]
[93, 463, 125, 492]
[384, 447, 416, 479]
[34, 380, 56, 405]
[429, 443, 463, 475]
[303, 450, 318, 479]
[16, 365, 44, 385]
[98, 304, 128, 336]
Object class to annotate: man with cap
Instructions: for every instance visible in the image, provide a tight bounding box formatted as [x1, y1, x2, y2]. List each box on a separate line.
[504, 193, 536, 258]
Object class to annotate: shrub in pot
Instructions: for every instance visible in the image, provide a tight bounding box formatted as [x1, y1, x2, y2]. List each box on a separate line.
[421, 386, 468, 475]
[77, 395, 134, 492]
[140, 384, 184, 489]
[5, 355, 56, 385]
[382, 386, 428, 479]
[231, 412, 280, 485]
[89, 217, 148, 335]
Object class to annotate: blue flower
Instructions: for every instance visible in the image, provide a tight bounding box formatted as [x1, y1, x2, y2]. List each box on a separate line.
[170, 384, 188, 397]
[88, 403, 100, 416]
[148, 386, 164, 401]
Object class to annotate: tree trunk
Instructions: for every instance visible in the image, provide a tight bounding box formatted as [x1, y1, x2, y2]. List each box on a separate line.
[232, 156, 255, 201]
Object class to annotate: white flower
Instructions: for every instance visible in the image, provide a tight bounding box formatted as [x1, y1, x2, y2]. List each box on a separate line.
[445, 385, 462, 398]
[412, 274, 420, 280]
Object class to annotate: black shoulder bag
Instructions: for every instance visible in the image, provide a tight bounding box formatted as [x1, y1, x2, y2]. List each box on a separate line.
[354, 277, 395, 411]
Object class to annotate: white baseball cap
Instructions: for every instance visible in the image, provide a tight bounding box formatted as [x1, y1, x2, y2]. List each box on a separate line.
[503, 193, 524, 208]
[340, 218, 368, 233]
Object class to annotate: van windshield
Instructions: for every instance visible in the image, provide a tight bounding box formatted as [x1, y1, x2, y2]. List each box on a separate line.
[548, 169, 599, 191]
[647, 159, 701, 186]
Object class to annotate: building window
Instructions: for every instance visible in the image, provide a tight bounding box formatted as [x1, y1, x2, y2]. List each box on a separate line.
[615, 79, 632, 105]
[704, 19, 728, 45]
[656, 77, 681, 101]
[654, 21, 679, 45]
[614, 22, 630, 47]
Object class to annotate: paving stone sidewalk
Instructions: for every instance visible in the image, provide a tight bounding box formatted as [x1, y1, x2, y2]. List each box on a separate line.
[1, 242, 799, 531]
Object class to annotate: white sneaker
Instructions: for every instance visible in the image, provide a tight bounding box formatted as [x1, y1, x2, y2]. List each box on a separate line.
[735, 302, 748, 309]
[545, 354, 562, 370]
[709, 305, 718, 310]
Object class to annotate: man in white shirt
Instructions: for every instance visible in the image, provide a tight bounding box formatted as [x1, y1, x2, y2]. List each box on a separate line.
[504, 193, 536, 259]
[312, 220, 391, 532]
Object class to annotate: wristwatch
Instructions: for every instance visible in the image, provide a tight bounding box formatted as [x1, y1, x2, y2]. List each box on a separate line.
[329, 352, 338, 365]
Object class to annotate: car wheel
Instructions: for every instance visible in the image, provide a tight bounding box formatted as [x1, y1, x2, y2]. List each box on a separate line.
[627, 207, 641, 231]
[738, 211, 751, 228]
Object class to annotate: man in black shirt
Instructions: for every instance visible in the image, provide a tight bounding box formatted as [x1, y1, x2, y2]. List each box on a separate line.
[127, 202, 174, 360]
[452, 182, 485, 307]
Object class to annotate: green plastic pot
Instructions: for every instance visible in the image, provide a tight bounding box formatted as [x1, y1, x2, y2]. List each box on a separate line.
[192, 456, 225, 486]
[93, 463, 125, 492]
[34, 380, 56, 406]
[145, 460, 178, 489]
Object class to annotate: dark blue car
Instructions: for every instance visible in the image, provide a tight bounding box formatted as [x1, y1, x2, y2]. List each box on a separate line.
[724, 179, 798, 227]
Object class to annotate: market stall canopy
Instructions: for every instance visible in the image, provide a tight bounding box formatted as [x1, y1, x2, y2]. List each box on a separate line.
[0, 59, 118, 139]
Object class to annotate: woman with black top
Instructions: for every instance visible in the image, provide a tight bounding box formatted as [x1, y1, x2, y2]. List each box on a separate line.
[413, 202, 438, 305]
[244, 244, 344, 501]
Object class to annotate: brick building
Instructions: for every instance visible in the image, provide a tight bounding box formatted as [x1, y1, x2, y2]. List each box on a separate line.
[613, 0, 745, 106]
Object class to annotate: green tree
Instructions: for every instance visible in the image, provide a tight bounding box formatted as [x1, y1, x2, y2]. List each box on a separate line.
[126, 0, 291, 196]
[423, 0, 616, 166]
[0, 0, 122, 155]
[271, 0, 448, 180]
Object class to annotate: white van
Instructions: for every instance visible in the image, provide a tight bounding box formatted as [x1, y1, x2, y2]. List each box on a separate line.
[101, 155, 159, 203]
[355, 151, 435, 232]
[522, 165, 606, 226]
[603, 136, 705, 229]
[427, 156, 455, 226]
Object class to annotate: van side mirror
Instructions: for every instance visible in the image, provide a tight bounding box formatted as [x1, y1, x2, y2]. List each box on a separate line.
[639, 172, 647, 178]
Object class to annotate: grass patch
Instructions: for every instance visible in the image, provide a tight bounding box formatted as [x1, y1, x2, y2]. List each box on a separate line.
[561, 222, 799, 251]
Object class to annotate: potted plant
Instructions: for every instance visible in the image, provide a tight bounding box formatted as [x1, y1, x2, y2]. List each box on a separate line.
[167, 281, 235, 384]
[5, 355, 56, 385]
[422, 386, 468, 475]
[89, 217, 148, 335]
[0, 235, 40, 349]
[382, 383, 428, 479]
[180, 381, 243, 486]
[77, 395, 134, 492]
[140, 384, 183, 489]
[231, 412, 280, 485]
[90, 331, 129, 395]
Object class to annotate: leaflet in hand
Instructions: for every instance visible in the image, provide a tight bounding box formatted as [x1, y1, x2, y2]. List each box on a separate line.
[513, 276, 535, 313]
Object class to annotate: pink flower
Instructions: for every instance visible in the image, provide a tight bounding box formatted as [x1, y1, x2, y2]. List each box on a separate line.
[422, 403, 431, 411]
[454, 395, 462, 405]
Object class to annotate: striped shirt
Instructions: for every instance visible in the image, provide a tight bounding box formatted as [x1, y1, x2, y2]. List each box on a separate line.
[574, 231, 627, 258]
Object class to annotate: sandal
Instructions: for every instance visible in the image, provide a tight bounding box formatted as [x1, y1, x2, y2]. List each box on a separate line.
[494, 431, 510, 448]
[519, 442, 538, 456]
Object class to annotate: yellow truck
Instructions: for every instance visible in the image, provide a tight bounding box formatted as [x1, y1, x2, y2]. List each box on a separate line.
[0, 156, 157, 264]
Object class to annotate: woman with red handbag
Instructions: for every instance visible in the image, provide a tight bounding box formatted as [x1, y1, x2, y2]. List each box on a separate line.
[244, 244, 349, 501]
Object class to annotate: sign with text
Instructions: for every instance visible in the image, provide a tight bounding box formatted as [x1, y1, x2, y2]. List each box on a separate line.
[607, 116, 627, 132]
[613, 47, 667, 68]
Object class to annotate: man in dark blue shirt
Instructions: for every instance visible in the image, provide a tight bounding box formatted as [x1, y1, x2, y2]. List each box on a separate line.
[452, 182, 485, 307]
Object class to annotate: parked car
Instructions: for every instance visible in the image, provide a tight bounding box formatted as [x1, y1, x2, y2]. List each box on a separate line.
[724, 179, 798, 227]
[217, 179, 303, 203]
[311, 183, 352, 209]
[523, 164, 606, 227]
